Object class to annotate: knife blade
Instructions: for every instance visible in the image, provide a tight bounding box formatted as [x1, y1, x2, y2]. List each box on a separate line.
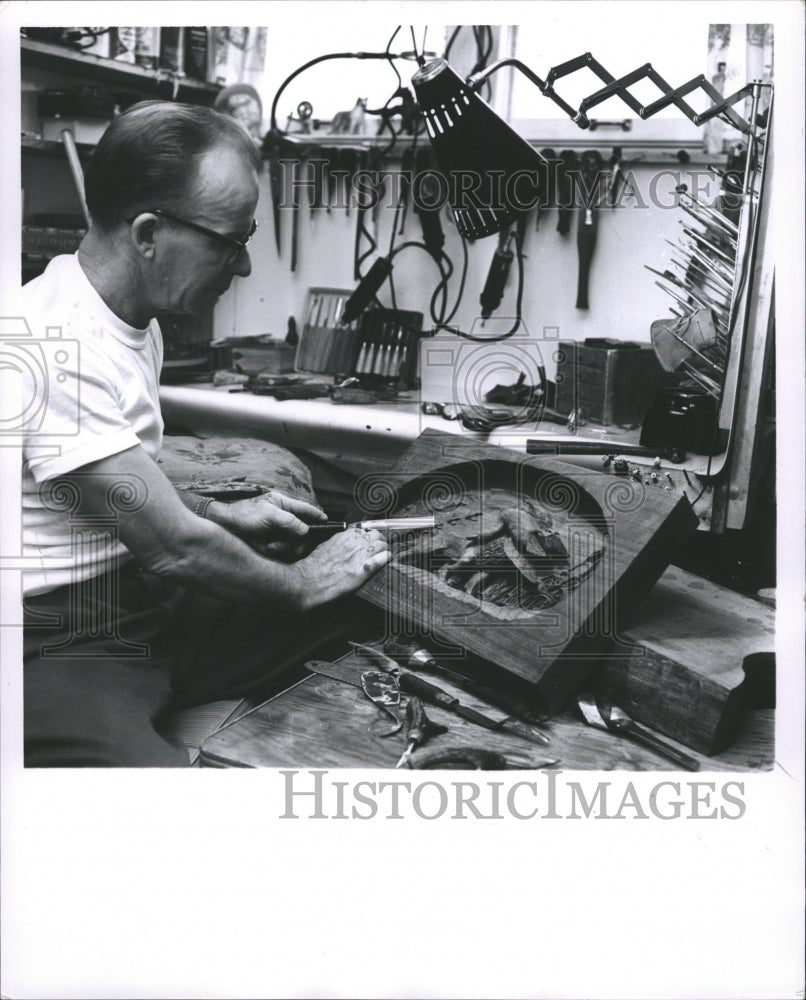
[304, 658, 366, 687]
[394, 672, 551, 747]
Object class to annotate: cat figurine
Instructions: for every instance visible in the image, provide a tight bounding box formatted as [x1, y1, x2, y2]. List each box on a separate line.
[329, 98, 367, 135]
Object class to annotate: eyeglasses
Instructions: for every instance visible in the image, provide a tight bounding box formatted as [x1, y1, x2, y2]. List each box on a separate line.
[127, 208, 257, 263]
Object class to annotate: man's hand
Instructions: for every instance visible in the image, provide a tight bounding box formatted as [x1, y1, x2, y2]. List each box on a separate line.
[289, 527, 392, 609]
[210, 490, 328, 542]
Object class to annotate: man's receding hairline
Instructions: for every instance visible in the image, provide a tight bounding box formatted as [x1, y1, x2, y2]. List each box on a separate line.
[183, 142, 260, 210]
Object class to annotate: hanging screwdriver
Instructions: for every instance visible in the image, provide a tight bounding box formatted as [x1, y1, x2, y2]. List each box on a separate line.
[479, 229, 514, 321]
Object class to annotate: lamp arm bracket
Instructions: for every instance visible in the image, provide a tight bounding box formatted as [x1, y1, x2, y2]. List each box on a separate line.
[466, 53, 772, 137]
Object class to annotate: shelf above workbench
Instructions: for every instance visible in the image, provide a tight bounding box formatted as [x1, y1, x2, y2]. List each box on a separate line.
[21, 37, 222, 102]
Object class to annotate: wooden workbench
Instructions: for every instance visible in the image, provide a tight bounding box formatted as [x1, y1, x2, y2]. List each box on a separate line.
[199, 640, 774, 772]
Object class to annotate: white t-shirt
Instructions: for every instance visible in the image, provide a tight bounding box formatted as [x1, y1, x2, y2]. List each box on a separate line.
[20, 254, 164, 596]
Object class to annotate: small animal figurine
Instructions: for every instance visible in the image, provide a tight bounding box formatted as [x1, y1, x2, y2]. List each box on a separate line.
[329, 98, 367, 135]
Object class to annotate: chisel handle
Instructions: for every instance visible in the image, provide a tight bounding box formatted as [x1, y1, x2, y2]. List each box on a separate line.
[397, 671, 459, 710]
[612, 720, 700, 771]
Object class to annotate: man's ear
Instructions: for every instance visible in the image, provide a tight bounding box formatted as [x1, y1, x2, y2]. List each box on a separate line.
[128, 213, 160, 259]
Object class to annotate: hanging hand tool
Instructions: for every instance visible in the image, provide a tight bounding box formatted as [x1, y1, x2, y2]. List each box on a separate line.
[349, 643, 552, 749]
[536, 147, 557, 230]
[261, 129, 285, 256]
[555, 149, 578, 236]
[309, 156, 327, 223]
[353, 150, 375, 280]
[577, 691, 700, 771]
[479, 228, 514, 321]
[290, 147, 308, 272]
[398, 145, 415, 234]
[340, 255, 393, 325]
[574, 149, 603, 309]
[370, 167, 386, 249]
[341, 147, 358, 219]
[394, 697, 448, 768]
[413, 147, 445, 260]
[606, 147, 624, 207]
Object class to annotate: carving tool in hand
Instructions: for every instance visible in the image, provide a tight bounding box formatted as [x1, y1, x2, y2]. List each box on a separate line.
[307, 516, 435, 534]
[350, 643, 552, 748]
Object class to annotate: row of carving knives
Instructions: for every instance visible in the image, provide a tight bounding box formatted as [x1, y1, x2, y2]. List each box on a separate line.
[296, 287, 358, 375]
[297, 290, 423, 384]
[353, 313, 420, 380]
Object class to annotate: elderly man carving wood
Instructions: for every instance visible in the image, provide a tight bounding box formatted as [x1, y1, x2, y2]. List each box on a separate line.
[20, 101, 390, 767]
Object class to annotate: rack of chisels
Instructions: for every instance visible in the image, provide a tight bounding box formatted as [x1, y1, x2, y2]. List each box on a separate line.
[296, 287, 425, 387]
[646, 81, 772, 416]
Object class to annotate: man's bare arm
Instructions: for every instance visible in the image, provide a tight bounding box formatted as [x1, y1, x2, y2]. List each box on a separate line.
[69, 445, 390, 610]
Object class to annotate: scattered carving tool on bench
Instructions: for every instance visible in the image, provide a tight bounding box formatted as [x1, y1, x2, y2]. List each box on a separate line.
[395, 697, 448, 768]
[361, 671, 403, 735]
[525, 439, 687, 463]
[577, 690, 700, 771]
[350, 642, 551, 748]
[382, 637, 549, 729]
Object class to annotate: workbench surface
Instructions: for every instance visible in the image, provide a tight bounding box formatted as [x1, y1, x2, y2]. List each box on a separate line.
[160, 384, 720, 478]
[200, 663, 773, 771]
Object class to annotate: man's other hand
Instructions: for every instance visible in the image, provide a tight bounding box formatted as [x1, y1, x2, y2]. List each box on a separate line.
[289, 527, 392, 609]
[213, 490, 328, 542]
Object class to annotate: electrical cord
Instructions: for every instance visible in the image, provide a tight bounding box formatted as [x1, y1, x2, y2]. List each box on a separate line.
[432, 224, 525, 341]
[270, 33, 514, 342]
[269, 48, 421, 133]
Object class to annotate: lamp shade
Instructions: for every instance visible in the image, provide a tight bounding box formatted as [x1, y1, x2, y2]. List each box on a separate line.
[411, 58, 548, 240]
